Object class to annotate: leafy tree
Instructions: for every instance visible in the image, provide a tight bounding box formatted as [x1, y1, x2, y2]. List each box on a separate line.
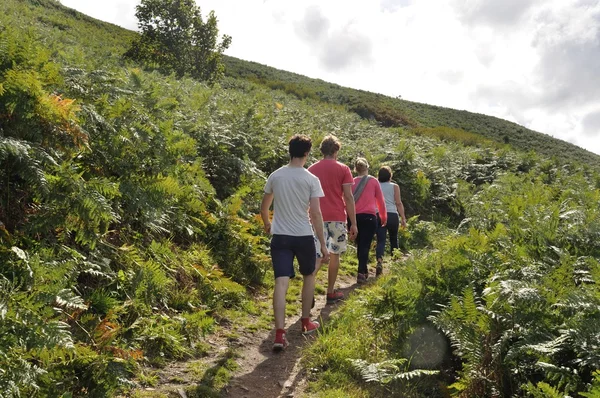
[125, 0, 231, 83]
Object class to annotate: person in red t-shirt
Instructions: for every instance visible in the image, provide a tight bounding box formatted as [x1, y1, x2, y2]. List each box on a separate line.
[308, 135, 358, 304]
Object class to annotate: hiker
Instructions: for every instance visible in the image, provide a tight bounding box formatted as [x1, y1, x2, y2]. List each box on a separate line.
[261, 134, 330, 351]
[308, 135, 358, 304]
[352, 158, 386, 284]
[375, 166, 407, 275]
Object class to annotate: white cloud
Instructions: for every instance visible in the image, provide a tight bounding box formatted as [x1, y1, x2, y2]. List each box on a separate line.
[452, 0, 539, 27]
[294, 6, 373, 72]
[60, 0, 138, 29]
[58, 0, 600, 155]
[582, 108, 600, 137]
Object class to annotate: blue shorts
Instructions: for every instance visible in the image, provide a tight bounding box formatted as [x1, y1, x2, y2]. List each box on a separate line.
[270, 234, 316, 278]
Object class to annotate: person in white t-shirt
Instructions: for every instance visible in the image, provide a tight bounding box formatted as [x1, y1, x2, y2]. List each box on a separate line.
[261, 134, 330, 351]
[375, 166, 407, 275]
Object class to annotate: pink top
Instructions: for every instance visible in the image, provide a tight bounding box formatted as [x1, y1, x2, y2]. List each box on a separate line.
[308, 159, 354, 222]
[352, 176, 387, 225]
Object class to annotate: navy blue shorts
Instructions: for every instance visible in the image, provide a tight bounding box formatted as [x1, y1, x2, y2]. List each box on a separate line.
[270, 234, 316, 278]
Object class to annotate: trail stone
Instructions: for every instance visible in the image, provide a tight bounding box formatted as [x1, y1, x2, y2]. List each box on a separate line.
[177, 388, 188, 398]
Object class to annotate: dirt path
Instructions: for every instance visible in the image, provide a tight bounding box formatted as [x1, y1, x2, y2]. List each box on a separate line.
[135, 261, 390, 398]
[222, 273, 359, 398]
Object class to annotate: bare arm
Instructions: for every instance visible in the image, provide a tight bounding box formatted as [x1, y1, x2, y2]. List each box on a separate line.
[261, 192, 274, 234]
[309, 196, 330, 263]
[394, 184, 407, 228]
[342, 184, 358, 240]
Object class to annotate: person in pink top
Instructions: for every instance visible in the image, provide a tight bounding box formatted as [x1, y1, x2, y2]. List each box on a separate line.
[352, 157, 386, 283]
[308, 135, 358, 304]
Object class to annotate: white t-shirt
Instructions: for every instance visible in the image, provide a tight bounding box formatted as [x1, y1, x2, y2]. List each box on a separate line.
[264, 165, 324, 236]
[380, 182, 398, 214]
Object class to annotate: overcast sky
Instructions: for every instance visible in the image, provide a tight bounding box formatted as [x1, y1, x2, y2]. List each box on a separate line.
[59, 0, 600, 155]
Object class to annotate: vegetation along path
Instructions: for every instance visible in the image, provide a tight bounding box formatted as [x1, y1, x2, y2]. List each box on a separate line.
[223, 272, 360, 398]
[7, 1, 600, 397]
[133, 259, 381, 398]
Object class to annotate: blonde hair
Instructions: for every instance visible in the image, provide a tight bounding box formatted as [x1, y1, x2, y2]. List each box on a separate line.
[354, 157, 369, 173]
[320, 135, 341, 156]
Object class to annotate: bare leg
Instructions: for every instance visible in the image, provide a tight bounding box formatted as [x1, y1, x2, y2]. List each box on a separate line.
[327, 253, 340, 294]
[301, 273, 316, 319]
[313, 257, 323, 275]
[273, 276, 290, 330]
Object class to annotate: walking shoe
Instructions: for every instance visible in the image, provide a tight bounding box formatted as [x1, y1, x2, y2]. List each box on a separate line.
[301, 318, 320, 335]
[326, 290, 344, 304]
[357, 272, 368, 284]
[273, 329, 289, 351]
[376, 259, 383, 277]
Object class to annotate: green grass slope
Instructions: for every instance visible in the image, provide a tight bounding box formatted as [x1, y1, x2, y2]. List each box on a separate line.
[3, 1, 600, 397]
[224, 56, 600, 169]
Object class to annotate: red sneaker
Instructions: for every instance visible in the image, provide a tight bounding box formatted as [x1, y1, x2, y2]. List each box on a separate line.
[301, 318, 320, 335]
[273, 329, 288, 351]
[326, 290, 344, 304]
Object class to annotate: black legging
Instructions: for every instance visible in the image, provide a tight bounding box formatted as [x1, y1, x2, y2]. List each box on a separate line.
[356, 213, 377, 275]
[376, 212, 399, 259]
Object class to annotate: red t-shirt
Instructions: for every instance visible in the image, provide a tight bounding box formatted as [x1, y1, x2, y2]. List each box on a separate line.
[308, 159, 354, 222]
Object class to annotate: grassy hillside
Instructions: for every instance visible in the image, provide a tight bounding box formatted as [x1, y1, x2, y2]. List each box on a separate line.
[225, 56, 600, 169]
[2, 1, 600, 397]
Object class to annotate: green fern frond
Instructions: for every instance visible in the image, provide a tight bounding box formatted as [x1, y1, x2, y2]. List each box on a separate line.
[0, 137, 49, 191]
[537, 361, 580, 393]
[79, 261, 113, 280]
[41, 320, 75, 350]
[523, 381, 565, 398]
[55, 288, 87, 311]
[129, 68, 144, 89]
[391, 369, 439, 381]
[348, 358, 437, 385]
[553, 289, 598, 313]
[522, 335, 570, 357]
[580, 370, 600, 397]
[0, 356, 45, 398]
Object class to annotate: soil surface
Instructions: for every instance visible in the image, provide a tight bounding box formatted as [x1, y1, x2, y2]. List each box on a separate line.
[222, 273, 360, 398]
[136, 263, 388, 398]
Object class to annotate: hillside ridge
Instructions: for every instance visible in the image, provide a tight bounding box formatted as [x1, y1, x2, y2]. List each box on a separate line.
[23, 0, 599, 168]
[224, 55, 600, 168]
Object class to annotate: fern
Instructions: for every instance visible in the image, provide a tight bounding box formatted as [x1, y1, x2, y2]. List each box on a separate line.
[348, 358, 437, 385]
[522, 381, 566, 398]
[430, 287, 513, 397]
[580, 371, 600, 397]
[536, 362, 580, 394]
[0, 356, 45, 398]
[0, 137, 50, 229]
[55, 288, 88, 311]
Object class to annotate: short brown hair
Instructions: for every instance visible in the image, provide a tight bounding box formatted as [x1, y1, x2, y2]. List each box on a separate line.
[378, 166, 392, 182]
[354, 157, 369, 173]
[288, 134, 312, 159]
[320, 135, 341, 156]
